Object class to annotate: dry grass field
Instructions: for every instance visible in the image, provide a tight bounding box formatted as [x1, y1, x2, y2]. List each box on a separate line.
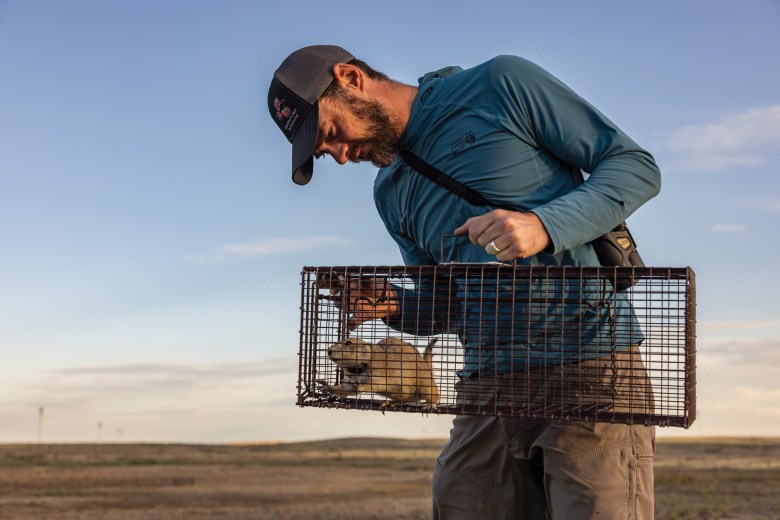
[1, 437, 778, 519]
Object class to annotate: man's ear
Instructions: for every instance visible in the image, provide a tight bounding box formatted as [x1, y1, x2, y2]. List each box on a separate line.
[331, 63, 364, 92]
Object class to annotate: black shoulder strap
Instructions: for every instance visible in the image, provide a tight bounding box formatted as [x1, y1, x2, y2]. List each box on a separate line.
[398, 150, 589, 213]
[398, 150, 642, 276]
[398, 150, 494, 207]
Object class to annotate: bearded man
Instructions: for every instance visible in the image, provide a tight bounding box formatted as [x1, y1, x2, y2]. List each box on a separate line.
[268, 45, 660, 519]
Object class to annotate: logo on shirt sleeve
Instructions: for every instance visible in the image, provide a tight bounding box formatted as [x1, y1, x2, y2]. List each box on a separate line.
[451, 131, 476, 157]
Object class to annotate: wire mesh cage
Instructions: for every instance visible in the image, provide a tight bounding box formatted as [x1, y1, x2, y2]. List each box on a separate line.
[298, 265, 696, 428]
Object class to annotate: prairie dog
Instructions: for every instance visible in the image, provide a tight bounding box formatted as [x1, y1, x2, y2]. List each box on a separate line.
[320, 337, 439, 407]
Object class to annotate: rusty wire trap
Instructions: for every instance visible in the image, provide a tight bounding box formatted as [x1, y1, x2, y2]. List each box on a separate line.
[297, 265, 696, 427]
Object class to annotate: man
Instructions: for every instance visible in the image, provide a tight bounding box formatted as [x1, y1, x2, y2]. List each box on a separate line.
[268, 45, 661, 519]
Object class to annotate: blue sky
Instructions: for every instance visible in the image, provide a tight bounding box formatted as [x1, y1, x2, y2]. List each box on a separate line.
[1, 1, 779, 443]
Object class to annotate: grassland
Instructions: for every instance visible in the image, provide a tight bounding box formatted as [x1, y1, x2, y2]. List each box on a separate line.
[0, 437, 778, 519]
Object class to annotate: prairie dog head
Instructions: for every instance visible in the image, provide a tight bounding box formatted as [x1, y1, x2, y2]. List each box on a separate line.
[328, 338, 374, 368]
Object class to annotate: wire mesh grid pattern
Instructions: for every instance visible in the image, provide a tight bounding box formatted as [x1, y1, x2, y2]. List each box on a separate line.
[298, 265, 696, 427]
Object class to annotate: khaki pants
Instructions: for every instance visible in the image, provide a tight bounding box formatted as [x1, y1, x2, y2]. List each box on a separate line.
[432, 347, 656, 520]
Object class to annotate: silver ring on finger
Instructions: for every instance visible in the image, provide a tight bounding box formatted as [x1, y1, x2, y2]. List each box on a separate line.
[487, 239, 503, 255]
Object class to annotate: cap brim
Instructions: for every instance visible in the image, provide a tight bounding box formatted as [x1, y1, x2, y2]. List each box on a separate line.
[293, 157, 313, 185]
[291, 103, 319, 185]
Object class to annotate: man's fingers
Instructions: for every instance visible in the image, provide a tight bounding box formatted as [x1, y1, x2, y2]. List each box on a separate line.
[455, 215, 493, 245]
[348, 299, 396, 330]
[453, 210, 551, 260]
[341, 278, 399, 329]
[453, 218, 474, 236]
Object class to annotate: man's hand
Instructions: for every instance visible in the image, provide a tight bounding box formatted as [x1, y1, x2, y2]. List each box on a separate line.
[319, 274, 399, 330]
[454, 209, 551, 261]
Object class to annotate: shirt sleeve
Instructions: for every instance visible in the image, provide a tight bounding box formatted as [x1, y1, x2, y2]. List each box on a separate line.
[489, 55, 661, 254]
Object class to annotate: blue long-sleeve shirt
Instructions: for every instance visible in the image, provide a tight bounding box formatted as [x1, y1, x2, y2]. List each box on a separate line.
[373, 56, 661, 374]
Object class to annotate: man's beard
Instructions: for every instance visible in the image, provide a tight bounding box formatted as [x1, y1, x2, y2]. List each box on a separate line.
[328, 88, 400, 168]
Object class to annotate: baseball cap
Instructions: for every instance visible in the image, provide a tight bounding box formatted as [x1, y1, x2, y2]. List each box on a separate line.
[268, 45, 356, 185]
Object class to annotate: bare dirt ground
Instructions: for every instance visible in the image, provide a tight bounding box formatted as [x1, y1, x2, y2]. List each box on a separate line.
[1, 437, 778, 519]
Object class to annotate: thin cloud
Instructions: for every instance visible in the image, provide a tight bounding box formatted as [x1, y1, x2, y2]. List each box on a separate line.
[10, 359, 296, 403]
[711, 223, 746, 233]
[0, 358, 310, 442]
[186, 236, 357, 264]
[2, 358, 298, 414]
[699, 336, 780, 365]
[52, 359, 295, 382]
[752, 199, 780, 214]
[656, 104, 780, 172]
[699, 319, 779, 332]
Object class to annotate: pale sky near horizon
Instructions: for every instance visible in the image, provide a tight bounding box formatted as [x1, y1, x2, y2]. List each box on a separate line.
[1, 1, 779, 443]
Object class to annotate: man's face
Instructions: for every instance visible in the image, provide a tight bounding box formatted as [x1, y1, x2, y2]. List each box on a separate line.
[313, 85, 399, 168]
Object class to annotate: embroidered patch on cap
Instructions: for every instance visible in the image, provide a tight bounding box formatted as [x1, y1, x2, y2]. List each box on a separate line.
[268, 77, 312, 143]
[274, 98, 291, 121]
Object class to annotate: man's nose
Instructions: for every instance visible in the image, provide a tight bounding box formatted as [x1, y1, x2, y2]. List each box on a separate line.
[328, 142, 349, 165]
[333, 144, 349, 164]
